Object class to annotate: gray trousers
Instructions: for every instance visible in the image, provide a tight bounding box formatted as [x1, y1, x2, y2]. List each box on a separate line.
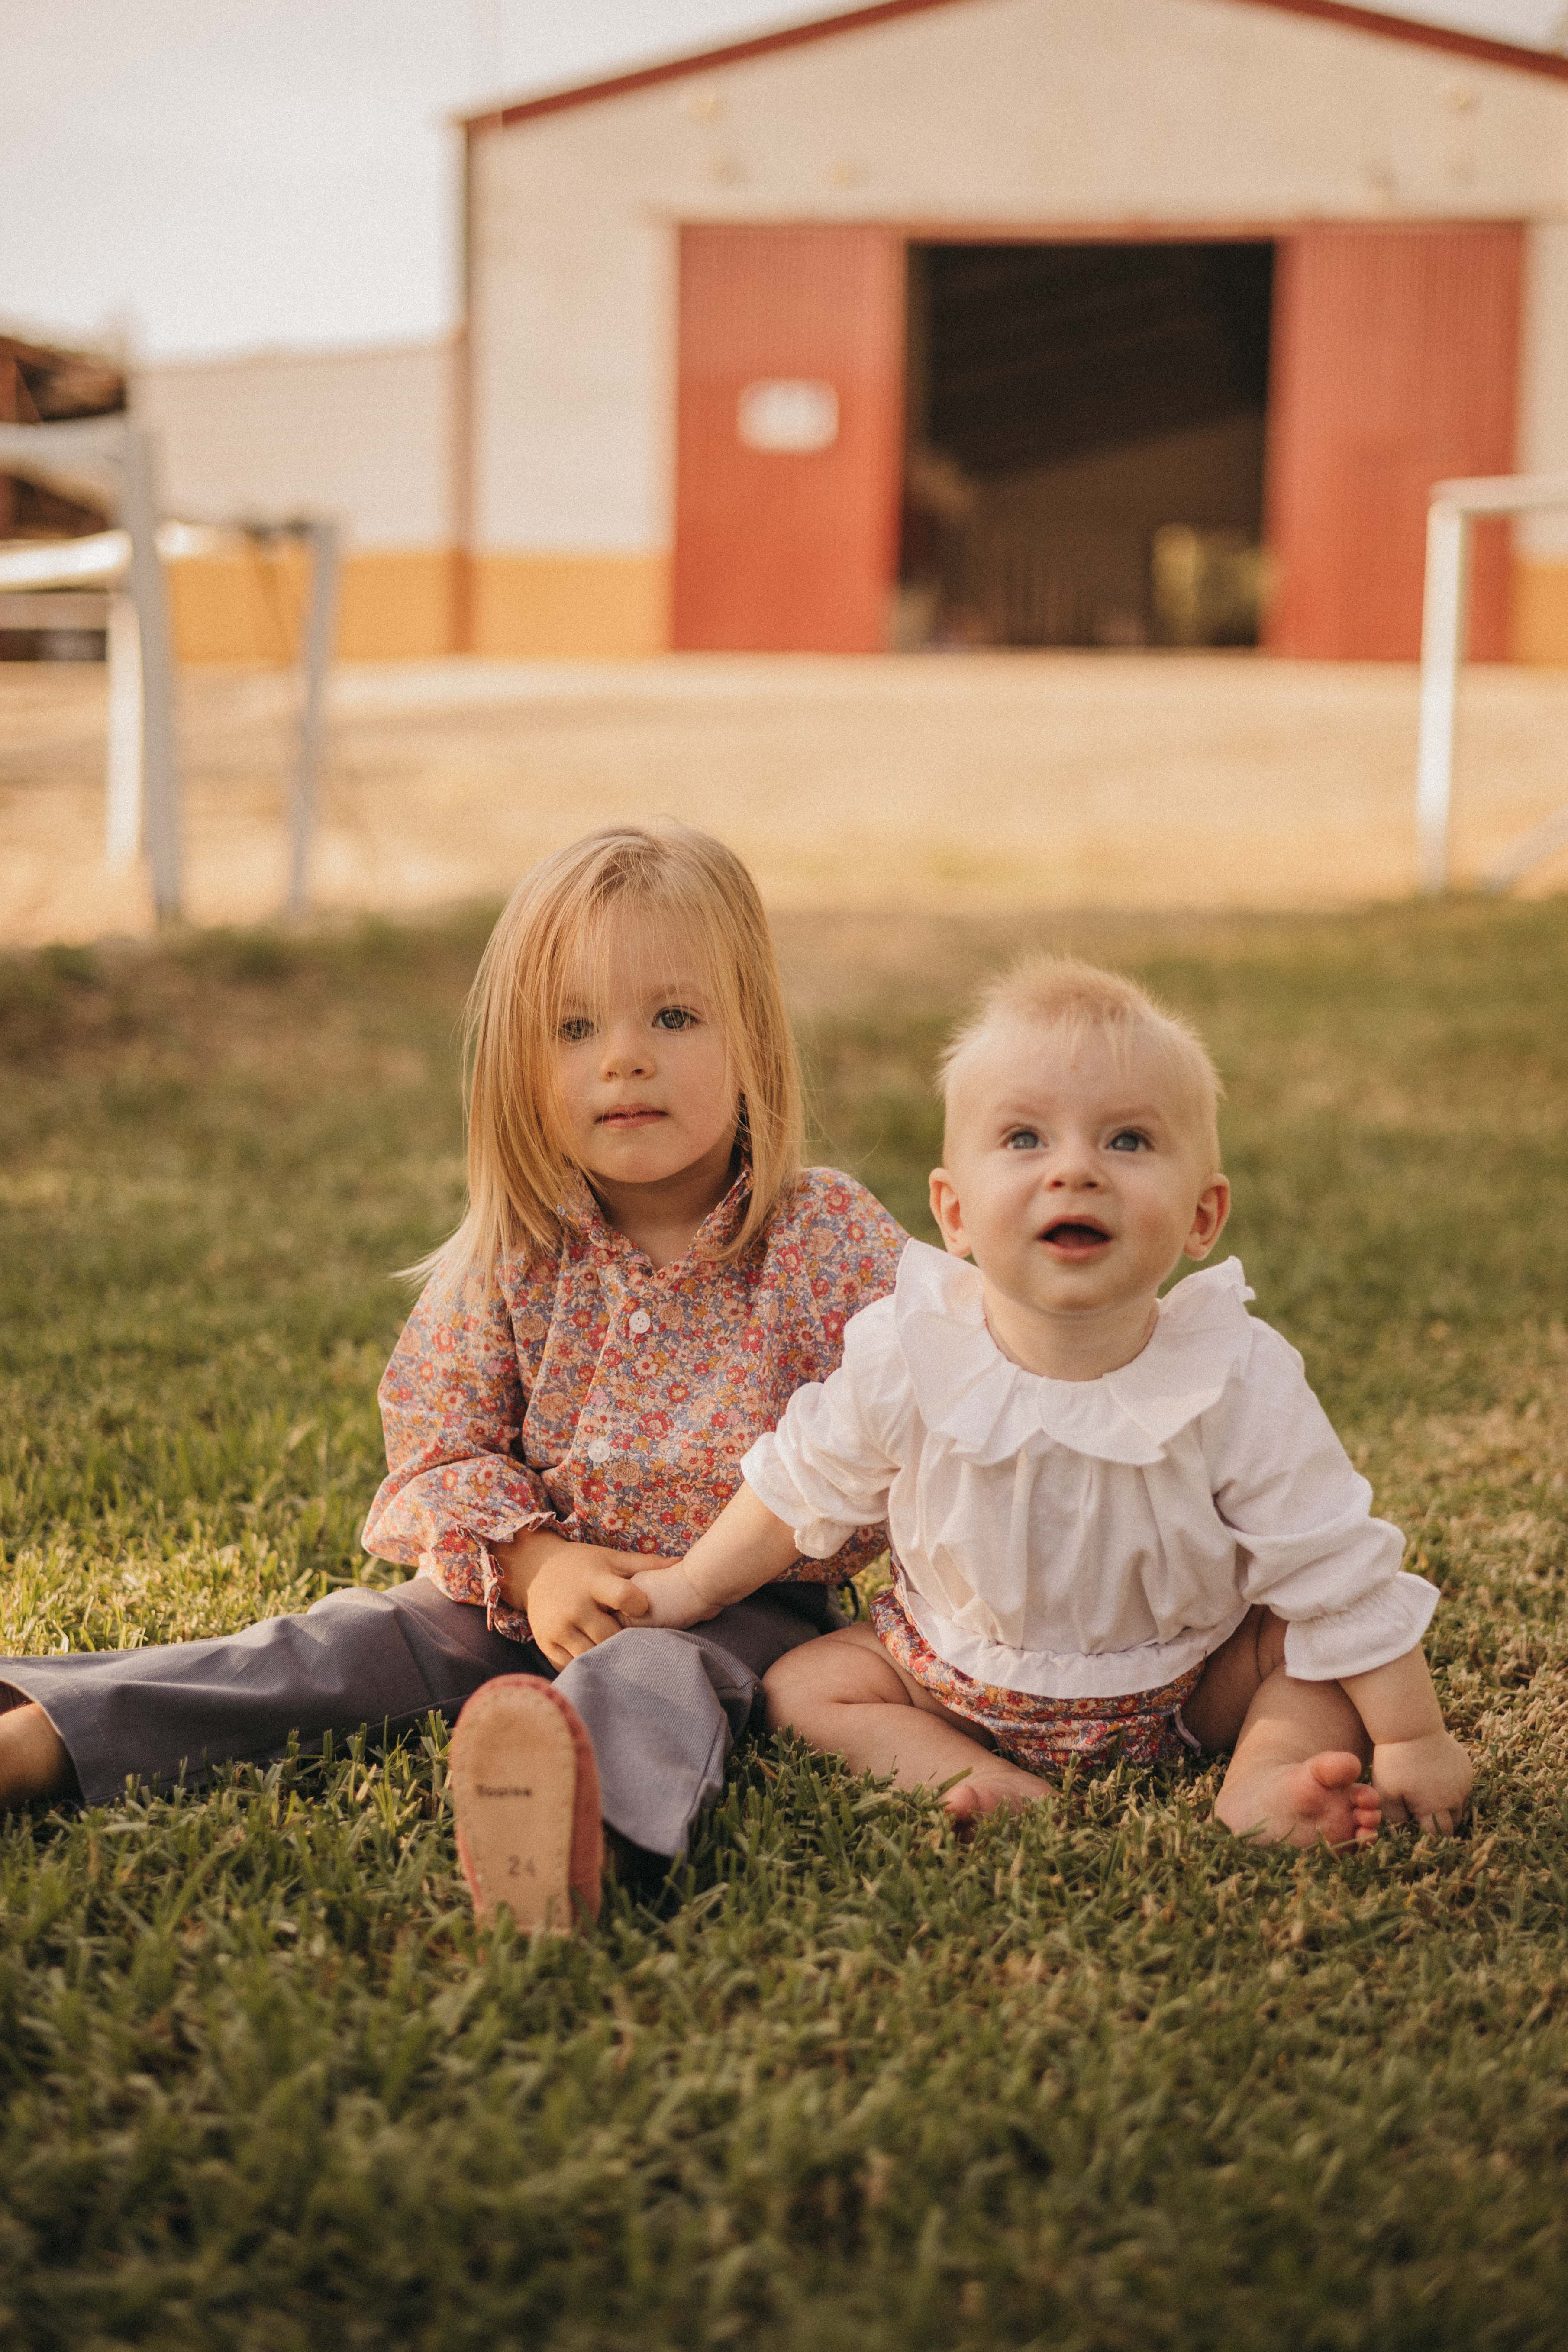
[0, 1575, 834, 1857]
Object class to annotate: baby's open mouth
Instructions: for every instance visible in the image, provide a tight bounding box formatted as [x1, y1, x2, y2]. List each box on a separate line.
[1041, 1220, 1111, 1249]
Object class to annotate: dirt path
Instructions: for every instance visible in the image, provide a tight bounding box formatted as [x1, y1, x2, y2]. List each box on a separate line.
[3, 651, 1565, 945]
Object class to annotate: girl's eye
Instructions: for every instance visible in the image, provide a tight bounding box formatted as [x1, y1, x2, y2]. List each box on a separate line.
[654, 1006, 698, 1031]
[1003, 1129, 1041, 1151]
[558, 1016, 595, 1044]
[1107, 1129, 1149, 1153]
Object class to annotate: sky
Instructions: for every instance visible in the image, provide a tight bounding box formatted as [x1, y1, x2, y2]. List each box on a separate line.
[2, 0, 1565, 363]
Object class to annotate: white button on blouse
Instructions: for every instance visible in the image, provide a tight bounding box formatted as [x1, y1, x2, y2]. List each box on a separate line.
[585, 1437, 612, 1465]
[628, 1310, 652, 1336]
[742, 1242, 1438, 1700]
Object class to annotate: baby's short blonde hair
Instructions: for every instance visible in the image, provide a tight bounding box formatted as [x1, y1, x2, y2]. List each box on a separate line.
[939, 955, 1224, 1172]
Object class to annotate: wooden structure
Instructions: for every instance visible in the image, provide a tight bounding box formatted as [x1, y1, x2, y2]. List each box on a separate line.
[0, 331, 123, 549]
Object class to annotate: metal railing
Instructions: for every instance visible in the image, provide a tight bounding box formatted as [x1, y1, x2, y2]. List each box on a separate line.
[1, 416, 340, 922]
[1416, 472, 1568, 896]
[1, 417, 183, 916]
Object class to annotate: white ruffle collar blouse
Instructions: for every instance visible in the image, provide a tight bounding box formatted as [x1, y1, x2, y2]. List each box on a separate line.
[742, 1240, 1437, 1700]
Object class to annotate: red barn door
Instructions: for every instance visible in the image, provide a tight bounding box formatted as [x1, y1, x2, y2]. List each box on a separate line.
[1265, 225, 1523, 660]
[673, 225, 905, 652]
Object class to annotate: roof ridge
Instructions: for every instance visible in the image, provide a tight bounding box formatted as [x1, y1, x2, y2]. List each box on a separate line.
[461, 0, 1568, 135]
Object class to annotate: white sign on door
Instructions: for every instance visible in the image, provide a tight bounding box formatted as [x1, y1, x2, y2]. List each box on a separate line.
[736, 379, 839, 453]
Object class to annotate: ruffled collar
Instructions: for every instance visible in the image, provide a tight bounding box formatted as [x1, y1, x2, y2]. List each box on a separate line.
[894, 1239, 1255, 1467]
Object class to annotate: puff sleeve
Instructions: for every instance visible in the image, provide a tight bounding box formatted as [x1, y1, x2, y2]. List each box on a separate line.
[741, 1295, 910, 1555]
[1206, 1322, 1438, 1680]
[361, 1257, 562, 1639]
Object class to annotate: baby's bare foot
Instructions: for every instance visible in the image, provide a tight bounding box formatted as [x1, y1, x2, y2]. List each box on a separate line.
[1216, 1749, 1380, 1848]
[940, 1759, 1049, 1827]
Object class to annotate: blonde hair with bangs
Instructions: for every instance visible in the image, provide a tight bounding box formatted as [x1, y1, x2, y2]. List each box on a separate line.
[415, 823, 803, 1285]
[941, 955, 1224, 1171]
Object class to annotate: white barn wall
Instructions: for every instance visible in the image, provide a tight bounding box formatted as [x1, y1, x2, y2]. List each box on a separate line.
[471, 0, 1568, 659]
[138, 341, 455, 545]
[135, 340, 457, 660]
[468, 167, 677, 652]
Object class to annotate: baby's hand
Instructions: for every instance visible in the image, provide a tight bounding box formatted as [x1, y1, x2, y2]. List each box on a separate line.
[629, 1565, 719, 1630]
[1371, 1729, 1473, 1834]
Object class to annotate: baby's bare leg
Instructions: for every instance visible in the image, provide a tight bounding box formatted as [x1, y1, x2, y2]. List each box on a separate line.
[0, 1697, 73, 1809]
[1185, 1609, 1380, 1849]
[763, 1623, 1047, 1821]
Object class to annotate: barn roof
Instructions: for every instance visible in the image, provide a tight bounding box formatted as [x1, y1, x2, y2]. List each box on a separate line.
[463, 0, 1568, 133]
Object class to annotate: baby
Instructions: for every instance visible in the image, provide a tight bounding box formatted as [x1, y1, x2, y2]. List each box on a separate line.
[632, 958, 1473, 1847]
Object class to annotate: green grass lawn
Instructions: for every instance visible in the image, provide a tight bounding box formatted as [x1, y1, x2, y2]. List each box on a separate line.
[2, 898, 1567, 2352]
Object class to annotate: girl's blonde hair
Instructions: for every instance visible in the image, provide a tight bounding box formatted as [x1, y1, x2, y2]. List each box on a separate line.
[415, 823, 803, 1285]
[940, 955, 1224, 1171]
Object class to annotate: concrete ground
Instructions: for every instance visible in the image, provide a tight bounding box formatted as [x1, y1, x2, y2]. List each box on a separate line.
[2, 651, 1566, 946]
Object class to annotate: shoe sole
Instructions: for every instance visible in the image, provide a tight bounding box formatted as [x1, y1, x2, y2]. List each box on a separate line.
[449, 1676, 603, 1932]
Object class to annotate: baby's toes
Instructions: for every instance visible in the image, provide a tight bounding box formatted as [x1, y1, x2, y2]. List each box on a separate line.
[1349, 1784, 1381, 1844]
[940, 1779, 987, 1828]
[1287, 1752, 1376, 1847]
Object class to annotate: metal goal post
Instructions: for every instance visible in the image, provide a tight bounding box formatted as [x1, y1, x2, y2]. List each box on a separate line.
[0, 416, 183, 916]
[1, 413, 342, 923]
[1416, 472, 1568, 897]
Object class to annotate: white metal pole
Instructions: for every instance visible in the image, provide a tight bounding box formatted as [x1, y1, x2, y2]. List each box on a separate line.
[104, 591, 142, 870]
[121, 428, 183, 921]
[1414, 501, 1470, 898]
[285, 519, 342, 919]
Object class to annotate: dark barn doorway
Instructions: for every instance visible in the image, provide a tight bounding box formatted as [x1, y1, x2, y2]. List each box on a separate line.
[901, 241, 1274, 651]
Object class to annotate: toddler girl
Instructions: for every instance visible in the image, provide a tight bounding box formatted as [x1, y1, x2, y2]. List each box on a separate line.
[0, 823, 906, 1923]
[632, 958, 1473, 1848]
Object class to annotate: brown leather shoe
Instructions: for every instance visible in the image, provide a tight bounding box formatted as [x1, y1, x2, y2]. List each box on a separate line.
[450, 1676, 603, 1932]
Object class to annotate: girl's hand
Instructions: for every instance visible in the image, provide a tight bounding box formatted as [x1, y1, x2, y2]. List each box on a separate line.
[1371, 1729, 1473, 1834]
[629, 1565, 719, 1630]
[492, 1530, 655, 1670]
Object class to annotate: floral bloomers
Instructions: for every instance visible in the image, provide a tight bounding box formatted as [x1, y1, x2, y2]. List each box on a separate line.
[362, 1165, 908, 1642]
[871, 1588, 1203, 1772]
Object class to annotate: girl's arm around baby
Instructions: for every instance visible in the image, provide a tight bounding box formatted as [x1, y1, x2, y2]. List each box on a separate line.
[630, 1484, 801, 1629]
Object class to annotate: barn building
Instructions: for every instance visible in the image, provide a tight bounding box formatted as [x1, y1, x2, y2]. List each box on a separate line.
[446, 0, 1568, 668]
[123, 0, 1568, 668]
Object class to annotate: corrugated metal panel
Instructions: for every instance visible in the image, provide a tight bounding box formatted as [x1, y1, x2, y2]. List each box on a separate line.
[1265, 225, 1523, 659]
[673, 226, 905, 652]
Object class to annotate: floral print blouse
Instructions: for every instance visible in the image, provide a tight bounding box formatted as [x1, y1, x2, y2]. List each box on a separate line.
[362, 1165, 908, 1642]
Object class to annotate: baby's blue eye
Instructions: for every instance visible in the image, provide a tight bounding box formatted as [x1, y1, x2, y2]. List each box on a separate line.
[1107, 1129, 1149, 1152]
[558, 1016, 595, 1043]
[654, 1005, 698, 1031]
[1003, 1129, 1040, 1151]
